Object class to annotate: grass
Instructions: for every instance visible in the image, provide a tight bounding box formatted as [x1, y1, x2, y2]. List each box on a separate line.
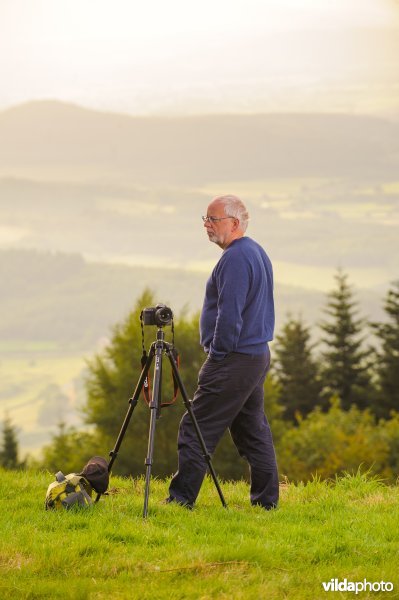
[0, 470, 398, 599]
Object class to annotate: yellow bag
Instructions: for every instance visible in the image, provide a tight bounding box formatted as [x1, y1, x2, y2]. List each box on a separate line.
[45, 471, 93, 510]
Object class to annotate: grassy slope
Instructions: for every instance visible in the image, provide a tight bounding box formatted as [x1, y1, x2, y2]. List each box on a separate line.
[0, 471, 398, 599]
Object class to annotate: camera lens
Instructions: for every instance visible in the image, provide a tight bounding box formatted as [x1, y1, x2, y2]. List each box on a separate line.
[155, 305, 173, 326]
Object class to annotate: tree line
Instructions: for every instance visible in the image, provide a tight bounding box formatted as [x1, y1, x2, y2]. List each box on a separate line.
[274, 270, 398, 421]
[2, 272, 399, 483]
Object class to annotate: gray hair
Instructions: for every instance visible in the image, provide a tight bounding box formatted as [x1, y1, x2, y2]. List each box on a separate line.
[214, 195, 249, 232]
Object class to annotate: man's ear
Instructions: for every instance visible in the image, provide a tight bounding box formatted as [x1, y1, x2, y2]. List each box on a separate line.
[232, 218, 240, 231]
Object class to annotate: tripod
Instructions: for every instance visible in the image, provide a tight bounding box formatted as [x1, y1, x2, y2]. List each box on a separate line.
[96, 326, 227, 517]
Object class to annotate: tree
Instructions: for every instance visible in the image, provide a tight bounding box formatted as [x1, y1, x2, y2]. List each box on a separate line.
[41, 421, 102, 474]
[277, 399, 395, 483]
[273, 315, 323, 421]
[0, 414, 21, 469]
[319, 270, 373, 410]
[372, 281, 399, 418]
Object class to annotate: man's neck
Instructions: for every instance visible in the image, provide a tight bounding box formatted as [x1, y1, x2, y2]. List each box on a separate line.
[220, 233, 244, 250]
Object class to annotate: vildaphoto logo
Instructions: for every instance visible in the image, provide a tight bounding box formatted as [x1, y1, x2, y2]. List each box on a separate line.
[322, 579, 394, 594]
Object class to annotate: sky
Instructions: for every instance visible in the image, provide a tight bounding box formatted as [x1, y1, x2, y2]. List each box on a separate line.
[0, 0, 398, 115]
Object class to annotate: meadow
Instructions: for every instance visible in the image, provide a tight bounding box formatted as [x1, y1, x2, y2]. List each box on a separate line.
[0, 470, 398, 599]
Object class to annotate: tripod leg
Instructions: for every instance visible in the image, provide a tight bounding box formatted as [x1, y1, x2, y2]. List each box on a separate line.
[143, 342, 163, 518]
[166, 348, 227, 508]
[95, 346, 155, 502]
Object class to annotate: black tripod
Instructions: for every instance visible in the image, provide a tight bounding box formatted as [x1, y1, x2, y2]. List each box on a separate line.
[96, 326, 227, 517]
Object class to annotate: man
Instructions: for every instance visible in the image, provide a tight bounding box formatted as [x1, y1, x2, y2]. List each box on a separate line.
[168, 194, 279, 509]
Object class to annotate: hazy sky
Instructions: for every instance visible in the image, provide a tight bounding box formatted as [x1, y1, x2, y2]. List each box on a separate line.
[1, 0, 398, 115]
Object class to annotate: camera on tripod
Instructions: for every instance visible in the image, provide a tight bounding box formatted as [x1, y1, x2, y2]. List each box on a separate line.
[96, 301, 226, 517]
[141, 304, 173, 327]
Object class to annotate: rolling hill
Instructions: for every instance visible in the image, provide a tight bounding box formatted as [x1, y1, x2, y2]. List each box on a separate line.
[1, 101, 398, 183]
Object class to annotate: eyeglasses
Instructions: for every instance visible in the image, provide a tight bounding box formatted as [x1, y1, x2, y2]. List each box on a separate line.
[202, 216, 235, 223]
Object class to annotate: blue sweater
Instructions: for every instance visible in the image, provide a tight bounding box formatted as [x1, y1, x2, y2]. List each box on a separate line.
[200, 236, 275, 360]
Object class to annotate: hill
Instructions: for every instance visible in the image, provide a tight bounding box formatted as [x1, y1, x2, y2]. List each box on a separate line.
[1, 101, 398, 183]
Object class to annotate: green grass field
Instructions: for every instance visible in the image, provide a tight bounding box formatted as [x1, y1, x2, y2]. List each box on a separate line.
[0, 470, 398, 599]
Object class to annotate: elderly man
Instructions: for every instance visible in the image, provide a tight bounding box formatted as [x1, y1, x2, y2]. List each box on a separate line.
[167, 194, 279, 510]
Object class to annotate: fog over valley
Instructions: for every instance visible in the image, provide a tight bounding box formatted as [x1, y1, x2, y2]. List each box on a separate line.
[1, 101, 398, 292]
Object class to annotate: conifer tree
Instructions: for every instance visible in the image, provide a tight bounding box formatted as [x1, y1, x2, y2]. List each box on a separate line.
[273, 316, 323, 421]
[0, 414, 20, 469]
[319, 270, 372, 410]
[372, 281, 399, 419]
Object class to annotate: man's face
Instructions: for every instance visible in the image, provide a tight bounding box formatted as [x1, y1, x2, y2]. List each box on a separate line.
[203, 200, 235, 248]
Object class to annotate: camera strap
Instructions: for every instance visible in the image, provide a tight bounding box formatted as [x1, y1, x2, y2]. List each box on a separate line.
[161, 347, 180, 407]
[140, 349, 180, 406]
[141, 349, 151, 405]
[140, 315, 179, 406]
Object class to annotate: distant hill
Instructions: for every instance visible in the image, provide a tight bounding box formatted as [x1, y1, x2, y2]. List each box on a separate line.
[0, 101, 398, 183]
[0, 249, 384, 351]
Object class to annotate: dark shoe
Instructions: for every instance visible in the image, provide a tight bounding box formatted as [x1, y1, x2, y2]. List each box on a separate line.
[252, 501, 278, 511]
[163, 496, 193, 510]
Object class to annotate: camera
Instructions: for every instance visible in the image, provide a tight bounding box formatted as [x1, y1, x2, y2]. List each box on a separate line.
[141, 304, 173, 327]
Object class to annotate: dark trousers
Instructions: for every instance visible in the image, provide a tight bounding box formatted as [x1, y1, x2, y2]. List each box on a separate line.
[169, 350, 279, 508]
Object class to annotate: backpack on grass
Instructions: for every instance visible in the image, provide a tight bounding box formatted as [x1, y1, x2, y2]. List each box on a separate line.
[45, 471, 93, 510]
[45, 456, 109, 510]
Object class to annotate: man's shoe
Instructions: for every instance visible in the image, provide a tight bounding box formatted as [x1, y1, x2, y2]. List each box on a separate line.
[163, 496, 193, 510]
[251, 500, 278, 510]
